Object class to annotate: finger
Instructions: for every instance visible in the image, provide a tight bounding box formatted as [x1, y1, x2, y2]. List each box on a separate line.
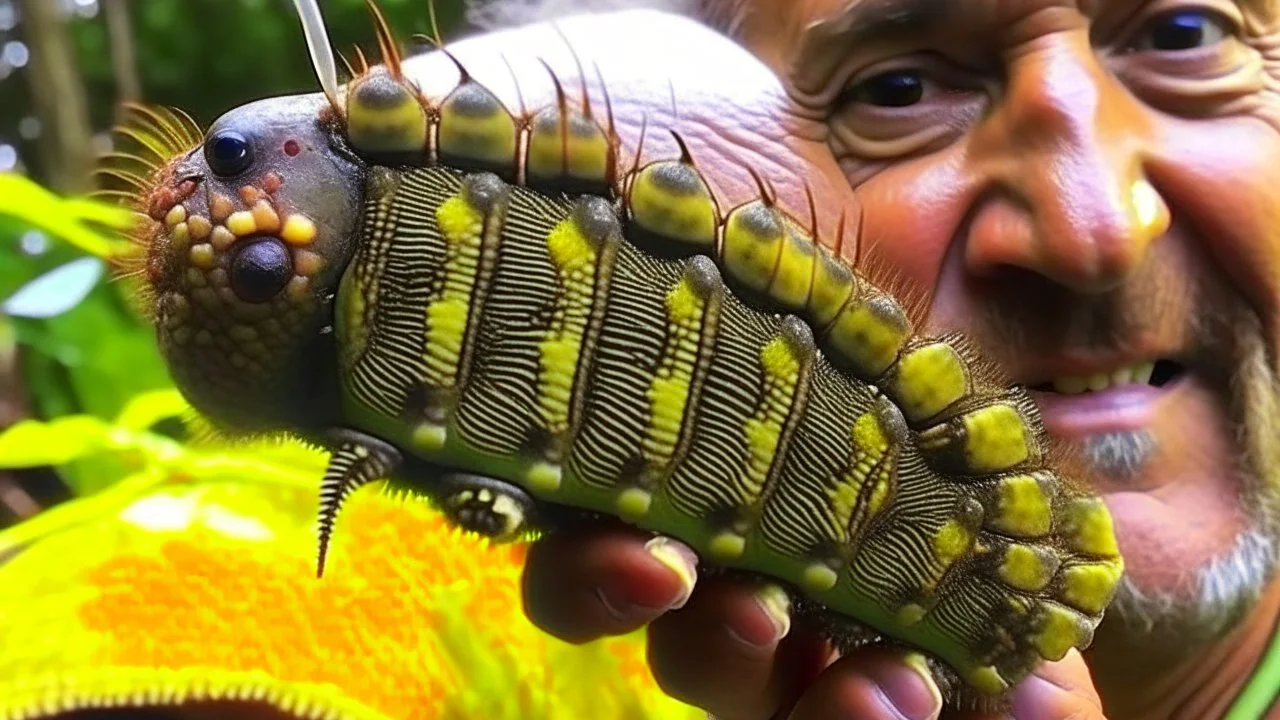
[521, 528, 697, 644]
[1009, 649, 1105, 720]
[785, 647, 943, 720]
[647, 580, 833, 720]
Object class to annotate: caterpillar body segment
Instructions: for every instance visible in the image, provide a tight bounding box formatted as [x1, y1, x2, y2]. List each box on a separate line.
[320, 161, 1121, 699]
[109, 6, 1124, 707]
[330, 18, 1056, 483]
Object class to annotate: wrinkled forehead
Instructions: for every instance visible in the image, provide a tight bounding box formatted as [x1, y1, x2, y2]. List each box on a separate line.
[753, 0, 1279, 90]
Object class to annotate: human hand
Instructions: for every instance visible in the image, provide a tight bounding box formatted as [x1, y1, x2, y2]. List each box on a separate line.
[521, 527, 1106, 720]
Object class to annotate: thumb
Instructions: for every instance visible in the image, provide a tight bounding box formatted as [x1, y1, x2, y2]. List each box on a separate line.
[1009, 649, 1106, 720]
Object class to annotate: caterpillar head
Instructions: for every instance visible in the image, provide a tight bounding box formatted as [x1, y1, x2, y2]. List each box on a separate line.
[108, 96, 365, 435]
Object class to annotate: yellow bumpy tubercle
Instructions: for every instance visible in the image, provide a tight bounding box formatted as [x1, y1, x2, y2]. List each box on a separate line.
[709, 531, 747, 561]
[721, 202, 785, 293]
[1062, 496, 1121, 558]
[824, 293, 911, 379]
[889, 342, 970, 423]
[644, 276, 704, 466]
[281, 215, 318, 247]
[1059, 559, 1124, 615]
[965, 666, 1009, 695]
[425, 300, 468, 370]
[920, 498, 983, 595]
[627, 161, 718, 247]
[806, 250, 856, 328]
[827, 409, 896, 545]
[740, 325, 810, 503]
[987, 472, 1054, 538]
[961, 404, 1032, 473]
[437, 82, 519, 168]
[1032, 603, 1094, 661]
[538, 218, 598, 435]
[616, 487, 653, 520]
[802, 563, 839, 593]
[932, 518, 973, 568]
[346, 69, 429, 154]
[526, 111, 611, 186]
[425, 195, 484, 384]
[642, 258, 722, 477]
[919, 403, 1035, 474]
[766, 226, 817, 311]
[997, 543, 1059, 592]
[564, 117, 612, 183]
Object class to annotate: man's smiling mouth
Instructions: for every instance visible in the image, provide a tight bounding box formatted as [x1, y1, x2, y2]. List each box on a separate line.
[1022, 359, 1189, 439]
[1030, 359, 1185, 394]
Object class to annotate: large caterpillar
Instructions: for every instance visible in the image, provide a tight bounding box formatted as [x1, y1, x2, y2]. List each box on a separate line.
[101, 2, 1124, 709]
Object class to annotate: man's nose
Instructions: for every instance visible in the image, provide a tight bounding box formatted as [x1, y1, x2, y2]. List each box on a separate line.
[963, 36, 1171, 293]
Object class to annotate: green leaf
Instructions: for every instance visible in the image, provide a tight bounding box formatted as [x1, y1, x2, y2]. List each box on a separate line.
[0, 174, 134, 260]
[0, 416, 112, 468]
[3, 257, 105, 319]
[113, 389, 190, 432]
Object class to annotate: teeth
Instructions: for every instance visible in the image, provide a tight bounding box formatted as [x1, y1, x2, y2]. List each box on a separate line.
[1050, 362, 1159, 394]
[1132, 361, 1155, 384]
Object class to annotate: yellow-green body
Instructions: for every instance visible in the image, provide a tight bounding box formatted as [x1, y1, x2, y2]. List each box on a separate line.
[330, 164, 1121, 696]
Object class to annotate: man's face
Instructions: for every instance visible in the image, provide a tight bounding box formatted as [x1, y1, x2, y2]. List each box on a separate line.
[720, 0, 1280, 644]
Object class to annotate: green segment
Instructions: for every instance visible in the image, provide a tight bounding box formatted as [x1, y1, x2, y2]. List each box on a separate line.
[331, 165, 1107, 697]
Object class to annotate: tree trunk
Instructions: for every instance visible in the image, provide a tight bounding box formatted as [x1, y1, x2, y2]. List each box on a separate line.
[104, 0, 140, 111]
[18, 0, 95, 193]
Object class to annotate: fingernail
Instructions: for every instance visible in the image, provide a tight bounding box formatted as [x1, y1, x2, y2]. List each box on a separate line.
[1011, 673, 1069, 719]
[728, 583, 792, 648]
[867, 652, 942, 720]
[595, 586, 643, 621]
[644, 536, 698, 609]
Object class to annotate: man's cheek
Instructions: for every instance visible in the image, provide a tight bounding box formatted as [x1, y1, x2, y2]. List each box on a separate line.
[845, 151, 983, 331]
[1144, 118, 1280, 349]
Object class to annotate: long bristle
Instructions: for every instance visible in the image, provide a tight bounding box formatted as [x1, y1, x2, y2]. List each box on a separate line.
[426, 0, 444, 49]
[856, 233, 935, 330]
[438, 45, 473, 84]
[364, 0, 402, 77]
[550, 21, 593, 121]
[833, 206, 850, 261]
[92, 102, 205, 323]
[744, 165, 775, 207]
[668, 129, 694, 166]
[336, 50, 357, 81]
[120, 103, 201, 153]
[500, 54, 529, 120]
[290, 0, 341, 111]
[92, 168, 149, 192]
[353, 45, 370, 75]
[629, 114, 649, 177]
[538, 58, 571, 171]
[594, 64, 620, 193]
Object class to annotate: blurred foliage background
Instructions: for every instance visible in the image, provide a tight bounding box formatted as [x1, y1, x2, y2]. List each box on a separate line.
[0, 0, 475, 526]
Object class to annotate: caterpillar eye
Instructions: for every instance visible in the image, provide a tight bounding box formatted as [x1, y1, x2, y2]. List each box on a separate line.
[230, 237, 293, 303]
[205, 130, 254, 177]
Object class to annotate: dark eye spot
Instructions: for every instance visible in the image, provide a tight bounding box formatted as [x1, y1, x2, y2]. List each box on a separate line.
[205, 130, 254, 178]
[850, 70, 924, 108]
[230, 237, 292, 303]
[1143, 10, 1229, 52]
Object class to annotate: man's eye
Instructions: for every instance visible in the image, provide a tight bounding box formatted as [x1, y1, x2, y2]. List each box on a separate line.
[1135, 9, 1231, 52]
[846, 70, 925, 107]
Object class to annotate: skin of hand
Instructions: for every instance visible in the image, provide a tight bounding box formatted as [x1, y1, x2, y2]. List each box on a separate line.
[413, 2, 1280, 718]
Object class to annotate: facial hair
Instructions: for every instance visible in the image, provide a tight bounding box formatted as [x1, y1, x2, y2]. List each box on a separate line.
[1102, 319, 1280, 647]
